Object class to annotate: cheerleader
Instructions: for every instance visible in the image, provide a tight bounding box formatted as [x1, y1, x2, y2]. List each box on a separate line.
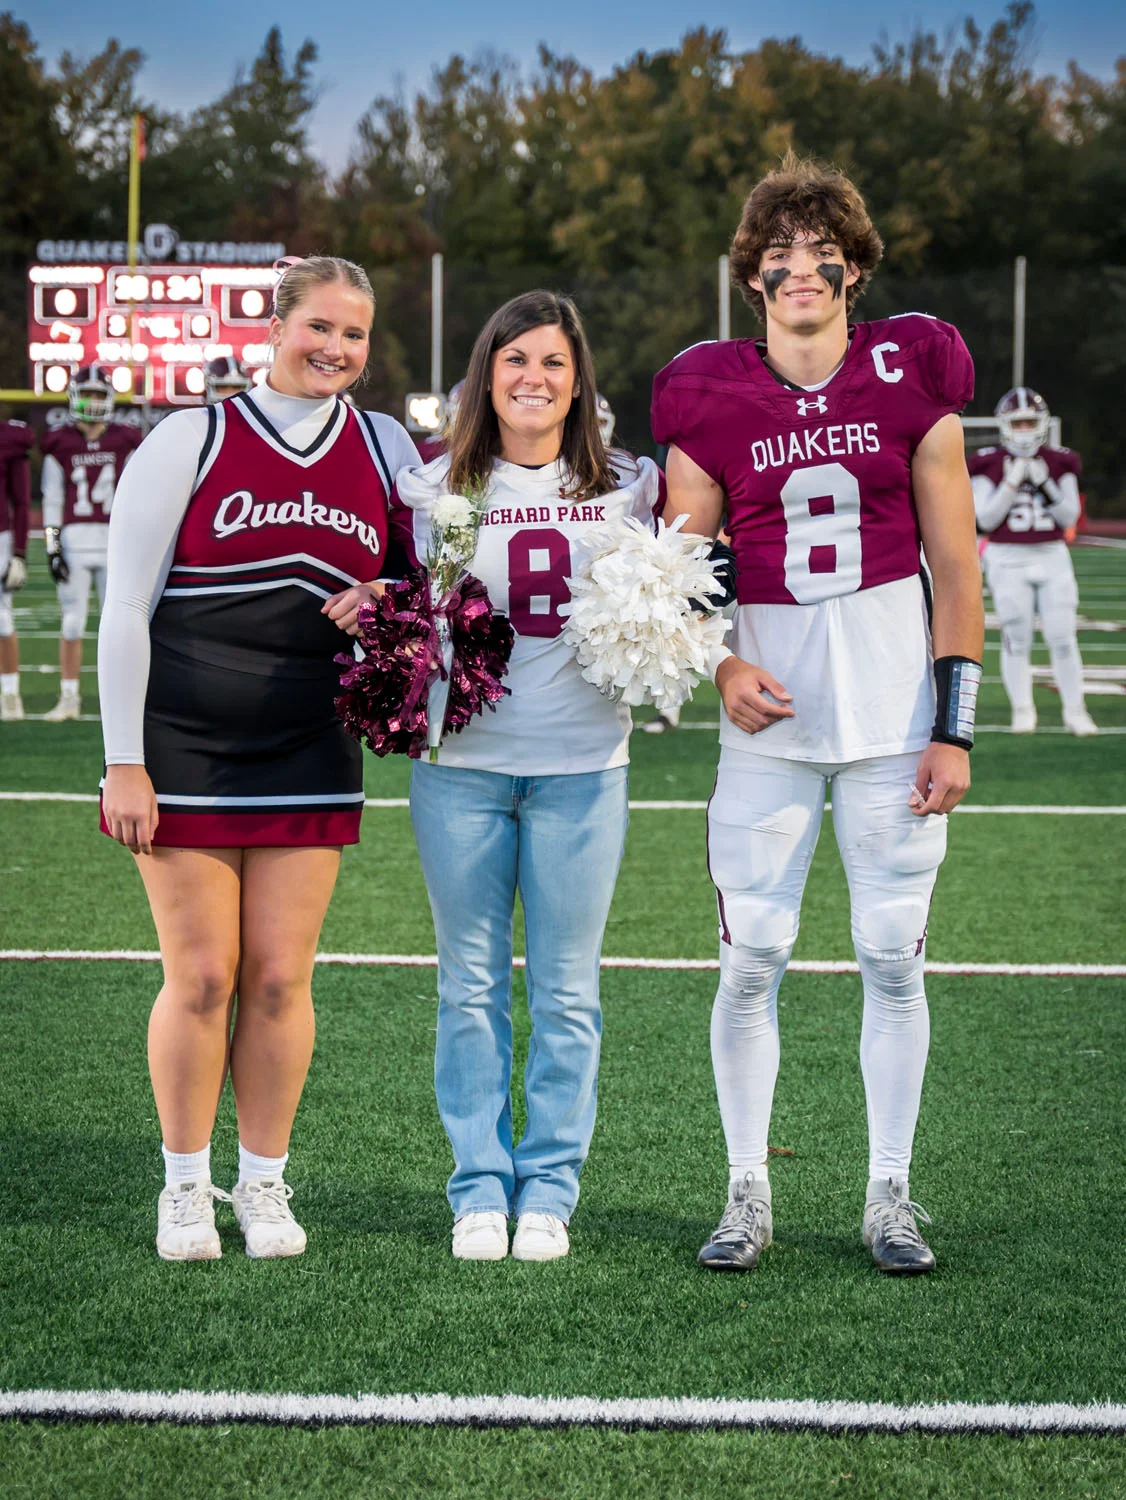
[98, 256, 418, 1261]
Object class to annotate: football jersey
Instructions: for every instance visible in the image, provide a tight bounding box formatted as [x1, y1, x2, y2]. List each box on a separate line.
[652, 314, 974, 762]
[968, 445, 1080, 544]
[0, 420, 32, 552]
[41, 420, 141, 528]
[396, 452, 662, 774]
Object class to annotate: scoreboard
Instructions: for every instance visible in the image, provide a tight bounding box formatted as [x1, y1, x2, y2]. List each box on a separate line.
[28, 260, 280, 405]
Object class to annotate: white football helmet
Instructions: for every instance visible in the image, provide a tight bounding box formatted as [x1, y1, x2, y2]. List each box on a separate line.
[596, 393, 615, 446]
[68, 365, 115, 425]
[205, 355, 251, 404]
[995, 387, 1051, 458]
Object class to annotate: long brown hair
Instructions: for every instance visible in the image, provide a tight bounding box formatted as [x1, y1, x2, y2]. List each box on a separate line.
[729, 152, 884, 323]
[447, 290, 617, 499]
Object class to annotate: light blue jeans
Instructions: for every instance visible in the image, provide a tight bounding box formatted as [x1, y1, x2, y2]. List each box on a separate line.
[409, 761, 629, 1221]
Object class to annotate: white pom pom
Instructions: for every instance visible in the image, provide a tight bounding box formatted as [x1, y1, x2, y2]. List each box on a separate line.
[564, 515, 730, 714]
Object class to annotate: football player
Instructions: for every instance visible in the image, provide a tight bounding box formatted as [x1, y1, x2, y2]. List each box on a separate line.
[204, 354, 252, 404]
[40, 366, 141, 720]
[969, 389, 1097, 735]
[0, 418, 33, 720]
[654, 153, 983, 1276]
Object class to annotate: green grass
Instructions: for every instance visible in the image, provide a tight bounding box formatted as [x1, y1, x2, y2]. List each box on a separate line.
[1, 540, 1124, 1495]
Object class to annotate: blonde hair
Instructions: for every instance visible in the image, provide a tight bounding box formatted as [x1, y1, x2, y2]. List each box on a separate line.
[272, 255, 375, 322]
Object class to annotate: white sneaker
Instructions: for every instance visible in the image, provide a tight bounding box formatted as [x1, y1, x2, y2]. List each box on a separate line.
[452, 1211, 509, 1261]
[156, 1181, 230, 1262]
[43, 695, 80, 722]
[512, 1212, 569, 1261]
[0, 691, 24, 722]
[1064, 710, 1099, 737]
[231, 1178, 307, 1259]
[1009, 705, 1037, 734]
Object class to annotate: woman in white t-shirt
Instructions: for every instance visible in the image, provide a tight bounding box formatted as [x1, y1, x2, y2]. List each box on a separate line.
[398, 290, 661, 1263]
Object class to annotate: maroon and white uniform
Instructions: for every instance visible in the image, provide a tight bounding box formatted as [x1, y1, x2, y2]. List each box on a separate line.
[969, 444, 1088, 722]
[968, 445, 1080, 545]
[0, 421, 32, 635]
[653, 314, 974, 761]
[41, 419, 142, 639]
[97, 386, 419, 847]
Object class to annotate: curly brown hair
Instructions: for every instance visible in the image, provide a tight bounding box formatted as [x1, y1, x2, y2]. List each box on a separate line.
[447, 290, 617, 500]
[729, 153, 884, 323]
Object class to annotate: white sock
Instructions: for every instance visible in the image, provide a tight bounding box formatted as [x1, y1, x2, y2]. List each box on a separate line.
[60, 678, 80, 699]
[729, 1163, 770, 1202]
[1046, 637, 1086, 716]
[998, 644, 1033, 715]
[867, 1175, 908, 1205]
[162, 1143, 211, 1189]
[238, 1143, 288, 1185]
[710, 941, 789, 1169]
[0, 673, 18, 695]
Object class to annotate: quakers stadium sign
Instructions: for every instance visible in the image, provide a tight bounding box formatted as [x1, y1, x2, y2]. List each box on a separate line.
[35, 223, 285, 267]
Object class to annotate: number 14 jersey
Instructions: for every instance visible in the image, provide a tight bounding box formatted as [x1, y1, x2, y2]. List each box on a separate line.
[396, 453, 662, 775]
[652, 313, 974, 762]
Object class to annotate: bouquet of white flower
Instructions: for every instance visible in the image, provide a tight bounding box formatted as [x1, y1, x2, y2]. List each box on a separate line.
[564, 514, 729, 716]
[424, 481, 491, 760]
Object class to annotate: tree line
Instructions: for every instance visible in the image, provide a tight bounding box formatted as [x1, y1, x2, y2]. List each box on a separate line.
[3, 5, 1124, 502]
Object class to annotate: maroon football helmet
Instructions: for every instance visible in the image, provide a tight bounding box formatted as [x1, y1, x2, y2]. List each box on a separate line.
[68, 365, 115, 425]
[995, 387, 1050, 457]
[204, 355, 251, 404]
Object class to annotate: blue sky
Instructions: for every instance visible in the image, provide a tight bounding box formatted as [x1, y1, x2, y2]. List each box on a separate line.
[23, 0, 1124, 170]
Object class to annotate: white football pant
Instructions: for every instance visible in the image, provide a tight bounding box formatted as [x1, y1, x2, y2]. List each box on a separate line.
[57, 547, 108, 640]
[984, 541, 1086, 715]
[707, 747, 947, 1179]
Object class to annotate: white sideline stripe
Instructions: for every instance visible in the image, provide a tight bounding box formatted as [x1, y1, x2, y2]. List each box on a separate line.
[1, 1388, 1124, 1434]
[2, 950, 1123, 977]
[662, 722, 1126, 735]
[3, 792, 1126, 816]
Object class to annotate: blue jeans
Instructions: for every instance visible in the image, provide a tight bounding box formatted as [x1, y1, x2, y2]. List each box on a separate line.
[410, 761, 629, 1221]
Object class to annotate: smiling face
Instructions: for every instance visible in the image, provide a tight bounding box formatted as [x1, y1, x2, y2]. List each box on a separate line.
[750, 231, 859, 334]
[489, 322, 578, 459]
[267, 281, 373, 399]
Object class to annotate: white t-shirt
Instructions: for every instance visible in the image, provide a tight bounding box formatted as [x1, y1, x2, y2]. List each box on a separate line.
[396, 452, 662, 775]
[722, 574, 936, 763]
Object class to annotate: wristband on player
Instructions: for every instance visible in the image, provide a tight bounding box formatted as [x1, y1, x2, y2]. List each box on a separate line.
[706, 642, 735, 682]
[931, 655, 982, 750]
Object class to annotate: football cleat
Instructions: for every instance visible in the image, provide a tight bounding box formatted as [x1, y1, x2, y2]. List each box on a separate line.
[1009, 705, 1037, 734]
[512, 1212, 569, 1262]
[1064, 710, 1099, 737]
[452, 1211, 509, 1261]
[43, 696, 80, 722]
[156, 1181, 229, 1262]
[863, 1181, 935, 1274]
[697, 1174, 772, 1272]
[0, 691, 24, 722]
[231, 1178, 307, 1259]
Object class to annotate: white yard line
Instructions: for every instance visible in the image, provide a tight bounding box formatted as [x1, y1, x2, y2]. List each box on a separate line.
[2, 950, 1122, 977]
[3, 792, 1125, 814]
[1, 1387, 1124, 1434]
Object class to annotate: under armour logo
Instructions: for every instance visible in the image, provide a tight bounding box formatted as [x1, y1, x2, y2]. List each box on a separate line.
[796, 395, 828, 416]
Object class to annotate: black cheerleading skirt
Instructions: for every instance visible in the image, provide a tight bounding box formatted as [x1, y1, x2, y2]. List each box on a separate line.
[101, 607, 364, 849]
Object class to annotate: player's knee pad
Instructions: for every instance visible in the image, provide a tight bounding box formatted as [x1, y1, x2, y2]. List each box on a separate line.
[716, 938, 792, 1021]
[57, 584, 88, 641]
[1039, 602, 1079, 654]
[855, 947, 927, 1008]
[849, 815, 946, 960]
[999, 616, 1033, 656]
[719, 889, 800, 955]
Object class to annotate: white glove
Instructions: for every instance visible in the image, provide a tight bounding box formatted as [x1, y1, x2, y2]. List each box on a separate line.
[1025, 456, 1049, 488]
[2, 554, 27, 592]
[1002, 455, 1028, 489]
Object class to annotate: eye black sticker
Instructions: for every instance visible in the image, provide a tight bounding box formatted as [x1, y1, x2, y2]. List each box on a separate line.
[761, 268, 791, 301]
[817, 263, 845, 299]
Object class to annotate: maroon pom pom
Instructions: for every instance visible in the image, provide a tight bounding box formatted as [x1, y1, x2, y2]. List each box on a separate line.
[335, 567, 514, 758]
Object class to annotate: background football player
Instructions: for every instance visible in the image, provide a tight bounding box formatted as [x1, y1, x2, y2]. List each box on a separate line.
[596, 393, 615, 448]
[0, 417, 33, 720]
[204, 354, 252, 405]
[655, 153, 983, 1277]
[969, 388, 1097, 735]
[40, 366, 141, 721]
